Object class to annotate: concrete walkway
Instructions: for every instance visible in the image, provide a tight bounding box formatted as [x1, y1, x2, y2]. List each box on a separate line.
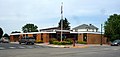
[10, 42, 110, 48]
[35, 43, 110, 48]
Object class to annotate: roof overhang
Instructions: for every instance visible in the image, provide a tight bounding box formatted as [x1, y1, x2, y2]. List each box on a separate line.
[70, 31, 104, 34]
[10, 32, 56, 35]
[55, 30, 71, 32]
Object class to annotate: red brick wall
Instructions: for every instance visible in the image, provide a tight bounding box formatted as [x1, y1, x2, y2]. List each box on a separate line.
[78, 33, 83, 42]
[43, 33, 49, 43]
[36, 34, 41, 41]
[10, 33, 108, 44]
[77, 33, 107, 44]
[87, 33, 107, 44]
[10, 35, 14, 42]
[10, 35, 20, 42]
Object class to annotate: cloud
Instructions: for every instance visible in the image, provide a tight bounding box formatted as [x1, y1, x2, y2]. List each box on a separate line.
[0, 0, 120, 34]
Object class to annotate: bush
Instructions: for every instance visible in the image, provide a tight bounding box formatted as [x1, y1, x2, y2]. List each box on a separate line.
[77, 41, 87, 44]
[49, 38, 57, 44]
[65, 38, 72, 42]
[66, 41, 73, 45]
[49, 38, 73, 45]
[35, 40, 43, 43]
[52, 41, 72, 45]
[53, 41, 63, 45]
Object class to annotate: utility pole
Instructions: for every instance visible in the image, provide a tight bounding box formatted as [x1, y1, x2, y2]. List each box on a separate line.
[100, 24, 103, 45]
[60, 2, 63, 42]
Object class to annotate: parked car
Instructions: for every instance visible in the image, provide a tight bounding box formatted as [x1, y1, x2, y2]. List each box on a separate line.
[0, 38, 2, 43]
[111, 40, 120, 46]
[0, 37, 9, 43]
[19, 37, 35, 45]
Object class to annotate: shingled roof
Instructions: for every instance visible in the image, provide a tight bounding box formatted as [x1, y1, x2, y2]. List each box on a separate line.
[73, 24, 98, 30]
[39, 27, 60, 32]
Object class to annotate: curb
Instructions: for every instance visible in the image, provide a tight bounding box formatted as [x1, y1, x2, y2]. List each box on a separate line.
[36, 44, 88, 48]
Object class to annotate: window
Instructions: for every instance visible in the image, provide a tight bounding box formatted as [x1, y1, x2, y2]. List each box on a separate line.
[33, 34, 37, 40]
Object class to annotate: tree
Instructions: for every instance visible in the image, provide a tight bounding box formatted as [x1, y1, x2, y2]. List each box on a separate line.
[58, 18, 70, 30]
[0, 27, 3, 39]
[3, 33, 9, 39]
[22, 23, 38, 33]
[104, 14, 120, 41]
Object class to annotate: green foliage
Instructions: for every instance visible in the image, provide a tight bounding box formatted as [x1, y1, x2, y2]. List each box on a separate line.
[104, 14, 120, 41]
[64, 38, 73, 43]
[49, 38, 73, 45]
[0, 27, 3, 38]
[3, 33, 9, 39]
[58, 18, 70, 30]
[77, 41, 87, 44]
[22, 23, 38, 33]
[49, 38, 57, 44]
[52, 41, 73, 45]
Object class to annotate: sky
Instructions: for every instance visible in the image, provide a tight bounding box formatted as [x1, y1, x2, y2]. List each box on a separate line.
[0, 0, 120, 34]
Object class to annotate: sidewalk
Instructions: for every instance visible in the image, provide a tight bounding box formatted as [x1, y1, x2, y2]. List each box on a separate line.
[10, 42, 19, 44]
[35, 43, 89, 48]
[10, 42, 110, 48]
[86, 44, 110, 46]
[36, 43, 110, 48]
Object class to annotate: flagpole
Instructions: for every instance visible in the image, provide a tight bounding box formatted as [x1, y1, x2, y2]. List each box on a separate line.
[61, 2, 63, 42]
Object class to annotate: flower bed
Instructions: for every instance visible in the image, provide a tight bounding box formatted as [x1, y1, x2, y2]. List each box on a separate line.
[49, 38, 73, 45]
[35, 40, 43, 43]
[77, 41, 87, 44]
[52, 41, 73, 45]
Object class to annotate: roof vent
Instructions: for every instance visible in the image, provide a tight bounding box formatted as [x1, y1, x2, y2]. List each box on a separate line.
[89, 24, 92, 26]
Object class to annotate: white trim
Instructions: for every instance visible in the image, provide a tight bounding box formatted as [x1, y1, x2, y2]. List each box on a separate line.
[10, 32, 56, 35]
[70, 31, 104, 34]
[55, 30, 71, 32]
[10, 31, 104, 35]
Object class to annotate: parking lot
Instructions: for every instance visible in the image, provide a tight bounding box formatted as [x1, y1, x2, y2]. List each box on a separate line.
[0, 43, 120, 57]
[0, 42, 54, 50]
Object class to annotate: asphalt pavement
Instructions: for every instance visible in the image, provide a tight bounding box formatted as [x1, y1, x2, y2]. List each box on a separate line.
[0, 42, 54, 50]
[0, 44, 120, 57]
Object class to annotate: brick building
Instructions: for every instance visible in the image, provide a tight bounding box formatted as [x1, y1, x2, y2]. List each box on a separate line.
[10, 24, 108, 44]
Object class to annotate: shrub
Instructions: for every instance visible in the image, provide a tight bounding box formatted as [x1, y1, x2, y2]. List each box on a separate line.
[77, 41, 87, 44]
[53, 41, 59, 45]
[49, 38, 73, 45]
[65, 38, 72, 42]
[52, 41, 72, 45]
[49, 38, 57, 44]
[66, 41, 73, 45]
[35, 40, 43, 43]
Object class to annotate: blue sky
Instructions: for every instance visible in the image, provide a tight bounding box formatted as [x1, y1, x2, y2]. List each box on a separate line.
[0, 0, 120, 34]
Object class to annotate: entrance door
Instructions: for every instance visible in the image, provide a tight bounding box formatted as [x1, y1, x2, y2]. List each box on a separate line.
[83, 33, 87, 42]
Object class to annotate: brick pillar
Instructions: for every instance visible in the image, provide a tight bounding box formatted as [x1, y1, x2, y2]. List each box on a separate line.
[78, 33, 83, 42]
[36, 34, 41, 41]
[46, 33, 49, 43]
[43, 33, 49, 43]
[10, 35, 14, 42]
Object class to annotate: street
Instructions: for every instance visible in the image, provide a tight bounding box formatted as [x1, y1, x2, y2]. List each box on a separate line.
[0, 43, 53, 50]
[0, 43, 120, 57]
